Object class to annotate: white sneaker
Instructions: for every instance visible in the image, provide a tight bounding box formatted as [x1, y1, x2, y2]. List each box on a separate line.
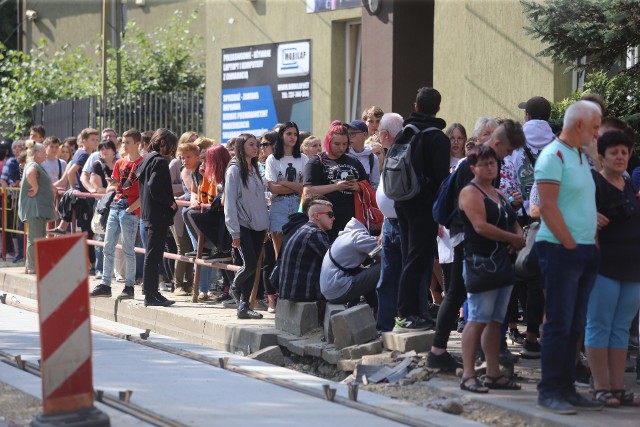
[95, 271, 103, 280]
[159, 282, 172, 292]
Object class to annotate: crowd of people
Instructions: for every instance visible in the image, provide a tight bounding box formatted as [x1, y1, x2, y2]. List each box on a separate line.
[0, 86, 639, 413]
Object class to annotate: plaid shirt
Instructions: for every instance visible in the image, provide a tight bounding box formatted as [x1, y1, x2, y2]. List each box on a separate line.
[278, 221, 330, 301]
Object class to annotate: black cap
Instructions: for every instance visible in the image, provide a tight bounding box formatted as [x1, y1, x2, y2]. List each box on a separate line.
[518, 96, 551, 121]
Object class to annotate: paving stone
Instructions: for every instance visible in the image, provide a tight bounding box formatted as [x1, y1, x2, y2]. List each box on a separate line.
[343, 340, 383, 359]
[323, 303, 345, 344]
[337, 358, 361, 372]
[247, 345, 285, 366]
[276, 332, 300, 347]
[330, 304, 377, 350]
[360, 352, 395, 366]
[321, 345, 342, 365]
[275, 300, 318, 336]
[304, 341, 327, 358]
[284, 338, 307, 356]
[381, 330, 435, 353]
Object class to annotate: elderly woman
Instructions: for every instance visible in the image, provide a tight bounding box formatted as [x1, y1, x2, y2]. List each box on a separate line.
[303, 120, 367, 241]
[586, 131, 640, 407]
[18, 140, 55, 274]
[458, 145, 525, 393]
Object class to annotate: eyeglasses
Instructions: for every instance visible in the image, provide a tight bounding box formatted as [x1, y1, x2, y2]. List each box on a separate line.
[475, 160, 498, 168]
[317, 211, 335, 219]
[450, 137, 465, 143]
[260, 142, 273, 148]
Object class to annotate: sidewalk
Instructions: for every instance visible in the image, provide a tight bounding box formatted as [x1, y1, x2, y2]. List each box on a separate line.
[1, 261, 638, 427]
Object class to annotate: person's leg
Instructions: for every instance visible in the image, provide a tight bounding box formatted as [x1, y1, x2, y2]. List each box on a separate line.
[395, 203, 437, 318]
[376, 218, 403, 332]
[100, 208, 122, 288]
[482, 321, 503, 378]
[170, 224, 193, 290]
[430, 260, 444, 305]
[348, 262, 381, 311]
[94, 234, 104, 277]
[234, 227, 264, 303]
[432, 242, 466, 353]
[608, 280, 640, 391]
[585, 274, 618, 391]
[119, 211, 139, 287]
[25, 217, 45, 272]
[143, 225, 166, 295]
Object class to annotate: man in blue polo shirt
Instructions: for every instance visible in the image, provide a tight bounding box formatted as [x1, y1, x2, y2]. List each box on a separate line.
[534, 100, 603, 414]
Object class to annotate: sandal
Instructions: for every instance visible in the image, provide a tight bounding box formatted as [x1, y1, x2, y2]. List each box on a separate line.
[460, 376, 489, 393]
[197, 292, 209, 302]
[612, 389, 640, 407]
[592, 389, 620, 408]
[483, 374, 521, 390]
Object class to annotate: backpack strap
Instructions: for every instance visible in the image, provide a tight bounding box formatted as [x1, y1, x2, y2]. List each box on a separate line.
[523, 146, 537, 167]
[328, 247, 361, 276]
[57, 159, 63, 179]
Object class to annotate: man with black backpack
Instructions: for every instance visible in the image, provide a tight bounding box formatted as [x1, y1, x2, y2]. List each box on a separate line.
[390, 87, 451, 331]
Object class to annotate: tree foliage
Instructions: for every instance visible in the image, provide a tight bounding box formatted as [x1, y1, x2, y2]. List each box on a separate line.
[521, 0, 640, 74]
[0, 9, 203, 138]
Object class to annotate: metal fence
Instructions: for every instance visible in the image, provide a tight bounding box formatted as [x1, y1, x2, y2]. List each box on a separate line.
[32, 90, 205, 139]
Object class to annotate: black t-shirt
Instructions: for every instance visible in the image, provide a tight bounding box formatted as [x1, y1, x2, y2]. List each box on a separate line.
[593, 171, 640, 281]
[73, 150, 90, 192]
[92, 160, 113, 189]
[303, 152, 367, 239]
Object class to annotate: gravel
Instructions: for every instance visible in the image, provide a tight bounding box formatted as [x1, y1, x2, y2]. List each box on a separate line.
[0, 383, 41, 427]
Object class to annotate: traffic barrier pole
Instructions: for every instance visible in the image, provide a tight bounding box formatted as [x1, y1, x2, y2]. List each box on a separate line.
[31, 233, 110, 427]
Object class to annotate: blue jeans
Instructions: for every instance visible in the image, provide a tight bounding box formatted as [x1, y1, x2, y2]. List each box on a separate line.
[536, 242, 599, 400]
[101, 207, 139, 287]
[376, 218, 402, 332]
[95, 234, 104, 274]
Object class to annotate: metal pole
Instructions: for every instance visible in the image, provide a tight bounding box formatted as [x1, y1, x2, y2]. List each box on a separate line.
[101, 0, 108, 131]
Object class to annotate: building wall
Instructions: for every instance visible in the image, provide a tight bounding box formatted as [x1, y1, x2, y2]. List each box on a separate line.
[205, 1, 360, 141]
[433, 0, 573, 133]
[22, 0, 204, 57]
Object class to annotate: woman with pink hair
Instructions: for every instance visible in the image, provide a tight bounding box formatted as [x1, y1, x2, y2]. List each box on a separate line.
[303, 121, 367, 241]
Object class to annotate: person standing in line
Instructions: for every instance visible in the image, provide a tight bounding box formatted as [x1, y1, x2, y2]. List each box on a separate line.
[393, 87, 451, 331]
[224, 134, 270, 320]
[137, 128, 178, 307]
[90, 130, 143, 300]
[534, 100, 604, 414]
[18, 141, 55, 274]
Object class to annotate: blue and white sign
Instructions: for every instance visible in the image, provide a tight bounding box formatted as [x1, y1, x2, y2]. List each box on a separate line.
[221, 40, 312, 142]
[277, 42, 310, 78]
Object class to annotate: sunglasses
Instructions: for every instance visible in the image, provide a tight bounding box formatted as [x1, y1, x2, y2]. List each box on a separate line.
[317, 211, 335, 219]
[260, 142, 273, 148]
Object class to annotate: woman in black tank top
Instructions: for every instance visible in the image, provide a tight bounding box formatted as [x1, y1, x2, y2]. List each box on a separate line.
[457, 145, 525, 393]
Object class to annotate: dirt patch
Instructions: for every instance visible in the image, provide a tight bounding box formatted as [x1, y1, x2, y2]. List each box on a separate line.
[0, 383, 40, 427]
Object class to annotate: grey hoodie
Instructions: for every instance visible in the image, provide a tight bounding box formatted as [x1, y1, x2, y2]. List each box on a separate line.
[224, 160, 270, 239]
[320, 217, 378, 300]
[349, 145, 380, 190]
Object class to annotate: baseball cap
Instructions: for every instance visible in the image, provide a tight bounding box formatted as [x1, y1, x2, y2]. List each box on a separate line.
[518, 96, 551, 121]
[345, 120, 368, 133]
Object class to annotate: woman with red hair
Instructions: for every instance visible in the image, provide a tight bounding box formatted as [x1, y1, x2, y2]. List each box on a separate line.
[303, 121, 367, 241]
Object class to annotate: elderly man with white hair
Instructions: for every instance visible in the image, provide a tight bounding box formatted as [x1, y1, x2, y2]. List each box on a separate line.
[534, 100, 604, 414]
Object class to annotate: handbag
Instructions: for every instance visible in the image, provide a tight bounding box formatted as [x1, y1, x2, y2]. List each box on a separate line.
[464, 245, 514, 293]
[91, 191, 116, 235]
[515, 222, 540, 281]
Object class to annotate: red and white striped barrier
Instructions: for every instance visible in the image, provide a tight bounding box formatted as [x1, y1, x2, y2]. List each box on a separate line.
[33, 233, 109, 426]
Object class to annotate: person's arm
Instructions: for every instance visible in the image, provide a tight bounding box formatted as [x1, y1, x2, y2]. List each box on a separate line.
[66, 163, 81, 189]
[223, 166, 241, 246]
[89, 174, 105, 194]
[458, 186, 524, 248]
[25, 165, 39, 197]
[537, 181, 576, 249]
[125, 199, 141, 214]
[269, 181, 299, 194]
[304, 180, 357, 196]
[80, 170, 95, 193]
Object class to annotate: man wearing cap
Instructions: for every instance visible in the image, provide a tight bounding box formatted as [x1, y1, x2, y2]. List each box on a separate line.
[500, 96, 555, 360]
[346, 119, 379, 189]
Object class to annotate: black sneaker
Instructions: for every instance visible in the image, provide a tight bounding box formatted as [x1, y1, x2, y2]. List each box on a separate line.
[215, 291, 231, 302]
[144, 292, 176, 307]
[509, 328, 526, 346]
[565, 392, 603, 411]
[118, 286, 134, 300]
[393, 315, 434, 332]
[499, 347, 520, 365]
[520, 339, 541, 359]
[426, 351, 462, 372]
[574, 362, 591, 388]
[537, 396, 577, 415]
[238, 303, 263, 319]
[90, 284, 112, 298]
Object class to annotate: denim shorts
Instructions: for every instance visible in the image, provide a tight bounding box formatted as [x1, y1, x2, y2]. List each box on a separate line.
[269, 194, 301, 232]
[466, 285, 513, 323]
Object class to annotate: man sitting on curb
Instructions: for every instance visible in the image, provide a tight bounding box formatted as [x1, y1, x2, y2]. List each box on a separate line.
[320, 217, 380, 311]
[278, 199, 333, 302]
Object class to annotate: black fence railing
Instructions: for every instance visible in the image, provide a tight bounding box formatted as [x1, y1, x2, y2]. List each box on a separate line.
[32, 89, 205, 139]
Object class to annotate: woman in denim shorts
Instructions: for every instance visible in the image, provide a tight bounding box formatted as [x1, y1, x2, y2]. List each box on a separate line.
[457, 145, 525, 393]
[264, 122, 308, 258]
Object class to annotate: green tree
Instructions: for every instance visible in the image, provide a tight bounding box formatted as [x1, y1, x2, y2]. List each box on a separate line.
[521, 0, 640, 74]
[0, 9, 203, 138]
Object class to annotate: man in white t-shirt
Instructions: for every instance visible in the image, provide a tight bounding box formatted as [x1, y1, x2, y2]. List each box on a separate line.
[41, 136, 66, 185]
[346, 119, 379, 189]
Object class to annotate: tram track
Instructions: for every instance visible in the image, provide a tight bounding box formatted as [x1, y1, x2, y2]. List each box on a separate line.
[2, 294, 439, 427]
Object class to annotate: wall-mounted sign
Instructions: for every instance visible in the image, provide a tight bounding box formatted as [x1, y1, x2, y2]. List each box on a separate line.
[221, 40, 312, 142]
[306, 0, 361, 13]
